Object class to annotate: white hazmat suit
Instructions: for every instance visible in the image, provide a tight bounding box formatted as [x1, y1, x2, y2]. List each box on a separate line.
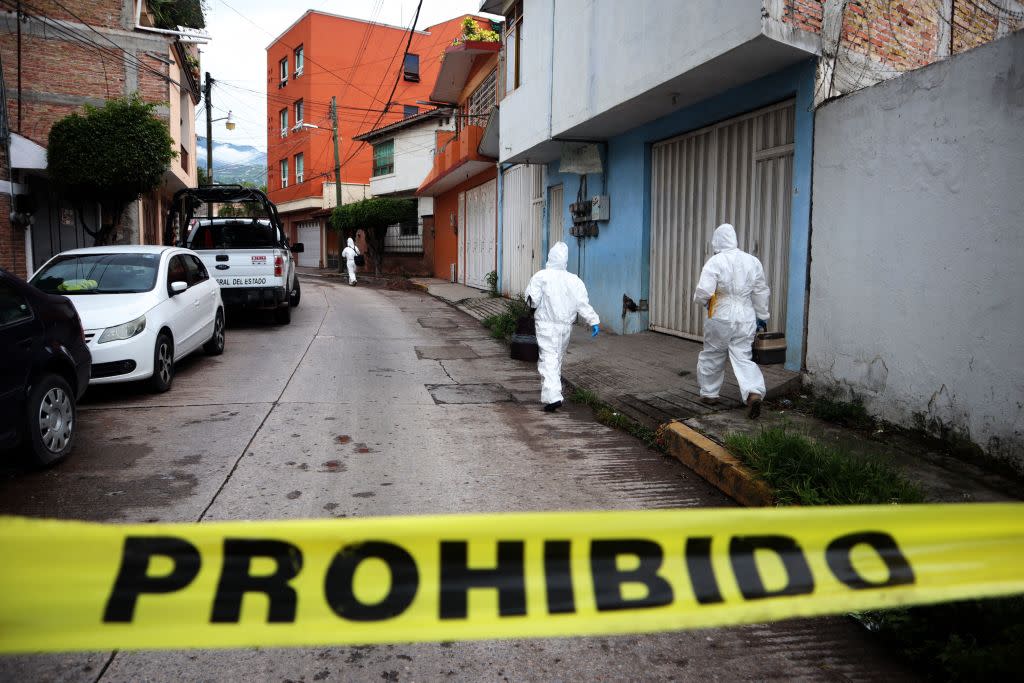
[692, 224, 770, 410]
[341, 238, 360, 285]
[524, 242, 600, 409]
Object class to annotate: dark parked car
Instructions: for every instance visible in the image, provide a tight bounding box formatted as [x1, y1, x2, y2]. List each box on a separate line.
[0, 268, 91, 465]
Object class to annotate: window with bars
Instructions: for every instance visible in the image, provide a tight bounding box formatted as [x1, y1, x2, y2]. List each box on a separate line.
[466, 69, 497, 128]
[372, 139, 394, 177]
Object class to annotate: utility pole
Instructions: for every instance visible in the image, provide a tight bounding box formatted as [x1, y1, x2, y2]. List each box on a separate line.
[205, 72, 213, 186]
[330, 96, 342, 210]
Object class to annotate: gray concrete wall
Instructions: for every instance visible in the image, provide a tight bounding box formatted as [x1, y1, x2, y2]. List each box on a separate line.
[806, 31, 1024, 472]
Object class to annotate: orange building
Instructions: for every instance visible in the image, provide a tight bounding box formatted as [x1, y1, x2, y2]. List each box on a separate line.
[417, 40, 500, 287]
[265, 10, 491, 268]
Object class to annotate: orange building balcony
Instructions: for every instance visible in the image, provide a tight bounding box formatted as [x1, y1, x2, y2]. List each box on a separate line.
[417, 124, 495, 196]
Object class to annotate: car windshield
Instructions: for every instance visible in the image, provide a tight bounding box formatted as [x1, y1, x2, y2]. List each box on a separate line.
[187, 221, 280, 250]
[30, 253, 161, 295]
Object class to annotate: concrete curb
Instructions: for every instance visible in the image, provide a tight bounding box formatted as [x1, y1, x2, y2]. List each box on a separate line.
[660, 421, 775, 507]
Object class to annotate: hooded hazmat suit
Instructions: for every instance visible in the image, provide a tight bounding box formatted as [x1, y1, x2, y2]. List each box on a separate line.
[341, 238, 360, 285]
[524, 242, 600, 406]
[692, 224, 770, 404]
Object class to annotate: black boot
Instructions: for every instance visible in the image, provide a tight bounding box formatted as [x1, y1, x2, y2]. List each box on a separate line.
[543, 401, 562, 412]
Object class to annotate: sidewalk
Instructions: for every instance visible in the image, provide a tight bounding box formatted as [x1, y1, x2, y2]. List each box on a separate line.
[409, 277, 800, 426]
[412, 277, 1022, 506]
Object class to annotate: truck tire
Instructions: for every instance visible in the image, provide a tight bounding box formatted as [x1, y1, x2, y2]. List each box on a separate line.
[26, 373, 77, 466]
[274, 304, 291, 325]
[289, 277, 301, 307]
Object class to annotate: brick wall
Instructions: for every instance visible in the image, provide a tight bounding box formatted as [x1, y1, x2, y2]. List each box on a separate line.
[22, 0, 127, 30]
[782, 1, 1023, 76]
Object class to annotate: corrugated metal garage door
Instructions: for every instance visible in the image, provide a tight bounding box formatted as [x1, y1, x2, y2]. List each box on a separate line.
[650, 100, 795, 339]
[464, 179, 496, 290]
[297, 221, 321, 268]
[501, 164, 544, 297]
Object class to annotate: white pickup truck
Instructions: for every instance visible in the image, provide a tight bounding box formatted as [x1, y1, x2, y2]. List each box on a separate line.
[167, 186, 303, 324]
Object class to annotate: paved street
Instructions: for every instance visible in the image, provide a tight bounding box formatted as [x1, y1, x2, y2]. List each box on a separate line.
[0, 276, 907, 682]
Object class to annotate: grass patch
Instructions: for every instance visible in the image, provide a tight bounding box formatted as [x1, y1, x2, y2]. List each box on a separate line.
[568, 388, 663, 451]
[481, 297, 532, 340]
[724, 426, 924, 505]
[725, 426, 1018, 680]
[804, 393, 875, 430]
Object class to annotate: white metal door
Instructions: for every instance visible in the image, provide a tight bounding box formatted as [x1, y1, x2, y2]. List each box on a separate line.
[296, 221, 321, 268]
[650, 100, 795, 339]
[501, 164, 543, 297]
[457, 191, 466, 284]
[548, 184, 564, 248]
[463, 180, 496, 290]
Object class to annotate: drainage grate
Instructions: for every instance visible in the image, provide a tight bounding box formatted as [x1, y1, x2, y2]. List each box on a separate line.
[426, 384, 514, 404]
[415, 345, 479, 360]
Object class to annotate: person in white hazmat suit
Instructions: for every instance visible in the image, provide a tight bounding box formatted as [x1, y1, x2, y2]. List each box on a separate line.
[692, 223, 771, 418]
[341, 237, 360, 286]
[524, 242, 600, 412]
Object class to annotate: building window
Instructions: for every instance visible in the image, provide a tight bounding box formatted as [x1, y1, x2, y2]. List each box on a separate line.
[295, 153, 304, 184]
[403, 104, 419, 119]
[372, 139, 394, 177]
[466, 69, 497, 127]
[279, 108, 288, 138]
[294, 99, 304, 125]
[280, 158, 289, 188]
[279, 57, 288, 85]
[503, 0, 523, 96]
[294, 45, 304, 77]
[403, 53, 420, 82]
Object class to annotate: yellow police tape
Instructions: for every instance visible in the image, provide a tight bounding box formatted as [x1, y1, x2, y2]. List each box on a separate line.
[2, 503, 1022, 653]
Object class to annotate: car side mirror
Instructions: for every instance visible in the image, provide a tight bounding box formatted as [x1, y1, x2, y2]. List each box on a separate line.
[170, 281, 188, 295]
[291, 242, 305, 253]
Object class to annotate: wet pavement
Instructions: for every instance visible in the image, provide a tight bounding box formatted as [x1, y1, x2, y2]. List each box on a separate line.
[0, 277, 910, 681]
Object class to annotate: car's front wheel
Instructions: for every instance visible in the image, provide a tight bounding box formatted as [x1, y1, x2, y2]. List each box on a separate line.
[203, 309, 225, 355]
[150, 332, 175, 393]
[26, 373, 76, 466]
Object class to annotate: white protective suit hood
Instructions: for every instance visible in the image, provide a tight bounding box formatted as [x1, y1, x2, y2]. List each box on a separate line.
[712, 224, 738, 253]
[546, 242, 569, 270]
[347, 238, 356, 249]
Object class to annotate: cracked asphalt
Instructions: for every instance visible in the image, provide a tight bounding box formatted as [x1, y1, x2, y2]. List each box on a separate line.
[0, 276, 910, 682]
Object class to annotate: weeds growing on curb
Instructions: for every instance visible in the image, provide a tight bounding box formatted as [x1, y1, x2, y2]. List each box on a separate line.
[724, 426, 1017, 680]
[569, 388, 664, 452]
[482, 297, 531, 340]
[804, 392, 875, 430]
[724, 426, 924, 506]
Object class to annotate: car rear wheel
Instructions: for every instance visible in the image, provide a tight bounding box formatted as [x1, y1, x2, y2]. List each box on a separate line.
[289, 277, 301, 307]
[204, 309, 226, 355]
[150, 332, 175, 393]
[26, 373, 76, 466]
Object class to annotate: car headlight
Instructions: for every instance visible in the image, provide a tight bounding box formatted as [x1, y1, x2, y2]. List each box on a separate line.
[98, 315, 146, 343]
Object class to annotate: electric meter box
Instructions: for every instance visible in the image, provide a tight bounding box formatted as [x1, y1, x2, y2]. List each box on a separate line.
[590, 195, 610, 221]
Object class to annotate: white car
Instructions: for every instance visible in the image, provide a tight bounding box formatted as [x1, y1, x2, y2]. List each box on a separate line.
[30, 246, 225, 393]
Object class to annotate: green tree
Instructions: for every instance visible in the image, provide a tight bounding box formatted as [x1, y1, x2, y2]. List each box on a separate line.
[48, 95, 176, 245]
[330, 197, 416, 277]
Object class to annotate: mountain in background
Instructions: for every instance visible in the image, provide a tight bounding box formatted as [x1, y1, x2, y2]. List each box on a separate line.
[196, 137, 266, 186]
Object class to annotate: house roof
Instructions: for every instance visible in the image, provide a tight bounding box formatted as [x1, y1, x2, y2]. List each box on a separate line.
[352, 108, 452, 142]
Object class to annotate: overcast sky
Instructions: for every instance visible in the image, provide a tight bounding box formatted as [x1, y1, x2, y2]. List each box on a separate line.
[200, 0, 496, 152]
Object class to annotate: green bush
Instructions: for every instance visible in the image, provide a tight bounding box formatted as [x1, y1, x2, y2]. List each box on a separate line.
[482, 297, 531, 340]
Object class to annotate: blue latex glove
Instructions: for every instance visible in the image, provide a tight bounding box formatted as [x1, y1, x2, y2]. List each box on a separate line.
[756, 319, 768, 332]
[591, 324, 600, 337]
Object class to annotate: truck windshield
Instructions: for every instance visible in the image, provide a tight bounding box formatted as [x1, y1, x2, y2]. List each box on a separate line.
[188, 222, 279, 250]
[31, 253, 161, 294]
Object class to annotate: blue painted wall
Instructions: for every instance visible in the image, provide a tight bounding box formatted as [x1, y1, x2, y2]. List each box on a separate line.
[541, 59, 816, 370]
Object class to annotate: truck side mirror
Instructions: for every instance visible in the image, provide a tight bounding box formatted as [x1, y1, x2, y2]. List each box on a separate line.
[291, 242, 305, 253]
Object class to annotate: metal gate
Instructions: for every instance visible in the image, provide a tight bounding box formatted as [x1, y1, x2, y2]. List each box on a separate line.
[548, 184, 563, 253]
[463, 179, 496, 290]
[501, 164, 543, 297]
[457, 191, 466, 283]
[650, 100, 795, 339]
[297, 221, 321, 268]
